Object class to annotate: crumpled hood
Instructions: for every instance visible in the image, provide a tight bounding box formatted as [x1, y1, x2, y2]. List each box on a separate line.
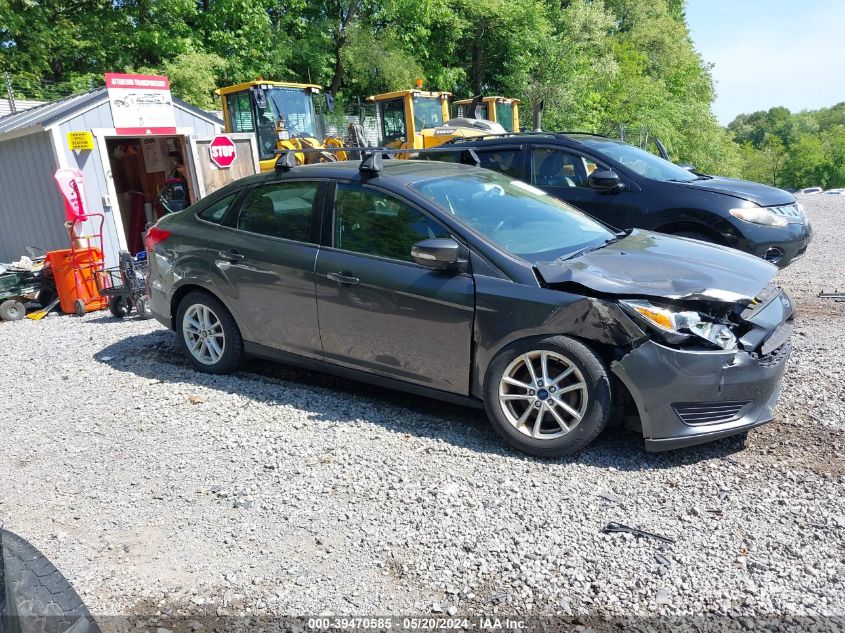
[536, 230, 778, 303]
[674, 176, 795, 206]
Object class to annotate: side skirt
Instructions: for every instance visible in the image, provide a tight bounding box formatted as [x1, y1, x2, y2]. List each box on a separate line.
[244, 341, 485, 410]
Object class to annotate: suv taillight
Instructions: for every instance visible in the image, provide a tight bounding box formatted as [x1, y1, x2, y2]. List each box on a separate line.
[145, 226, 171, 252]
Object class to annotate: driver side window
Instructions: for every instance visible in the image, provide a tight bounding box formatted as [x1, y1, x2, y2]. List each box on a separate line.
[531, 149, 597, 188]
[333, 185, 450, 263]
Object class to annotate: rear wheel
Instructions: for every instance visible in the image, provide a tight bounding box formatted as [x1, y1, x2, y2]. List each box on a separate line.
[0, 300, 26, 322]
[176, 291, 244, 374]
[483, 336, 612, 457]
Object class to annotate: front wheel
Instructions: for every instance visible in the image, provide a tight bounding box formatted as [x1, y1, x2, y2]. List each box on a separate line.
[483, 336, 612, 457]
[175, 291, 244, 374]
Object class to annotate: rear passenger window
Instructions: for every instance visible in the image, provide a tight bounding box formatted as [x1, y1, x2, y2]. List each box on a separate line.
[197, 193, 237, 224]
[237, 182, 318, 242]
[477, 150, 521, 178]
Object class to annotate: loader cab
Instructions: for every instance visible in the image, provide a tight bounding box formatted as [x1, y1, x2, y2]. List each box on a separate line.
[452, 97, 520, 132]
[367, 89, 451, 150]
[216, 81, 322, 171]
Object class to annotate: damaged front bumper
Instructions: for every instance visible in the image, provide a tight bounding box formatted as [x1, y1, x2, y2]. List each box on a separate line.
[611, 339, 791, 451]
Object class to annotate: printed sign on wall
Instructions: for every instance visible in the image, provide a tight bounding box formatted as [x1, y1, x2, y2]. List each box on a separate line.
[67, 131, 95, 151]
[105, 73, 177, 135]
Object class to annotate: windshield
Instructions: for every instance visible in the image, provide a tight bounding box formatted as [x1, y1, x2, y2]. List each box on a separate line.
[265, 88, 318, 138]
[580, 138, 699, 182]
[413, 96, 445, 132]
[410, 171, 615, 261]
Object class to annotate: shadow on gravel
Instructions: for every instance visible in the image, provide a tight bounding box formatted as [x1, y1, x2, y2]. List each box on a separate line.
[93, 330, 748, 471]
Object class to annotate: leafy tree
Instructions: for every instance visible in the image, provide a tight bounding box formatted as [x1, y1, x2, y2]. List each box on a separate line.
[140, 52, 227, 110]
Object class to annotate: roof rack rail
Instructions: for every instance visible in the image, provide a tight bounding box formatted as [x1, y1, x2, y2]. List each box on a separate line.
[271, 145, 488, 173]
[554, 131, 613, 139]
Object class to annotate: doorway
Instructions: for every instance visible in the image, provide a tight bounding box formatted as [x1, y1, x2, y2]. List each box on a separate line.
[105, 135, 193, 254]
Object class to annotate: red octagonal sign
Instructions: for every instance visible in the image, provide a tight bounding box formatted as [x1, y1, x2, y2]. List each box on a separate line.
[209, 135, 237, 168]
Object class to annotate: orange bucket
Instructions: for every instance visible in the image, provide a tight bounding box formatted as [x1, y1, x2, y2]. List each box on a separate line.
[45, 248, 109, 315]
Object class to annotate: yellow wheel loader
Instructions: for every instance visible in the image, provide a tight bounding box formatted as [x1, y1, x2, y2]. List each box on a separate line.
[215, 81, 347, 172]
[452, 96, 520, 132]
[366, 86, 508, 157]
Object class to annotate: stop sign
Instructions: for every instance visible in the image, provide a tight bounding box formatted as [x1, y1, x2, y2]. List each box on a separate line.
[208, 135, 237, 168]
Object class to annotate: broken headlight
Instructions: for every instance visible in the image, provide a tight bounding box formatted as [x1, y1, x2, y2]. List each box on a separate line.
[619, 299, 738, 350]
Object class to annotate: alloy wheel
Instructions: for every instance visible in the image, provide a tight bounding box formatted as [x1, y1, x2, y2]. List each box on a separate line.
[182, 304, 226, 365]
[498, 350, 588, 439]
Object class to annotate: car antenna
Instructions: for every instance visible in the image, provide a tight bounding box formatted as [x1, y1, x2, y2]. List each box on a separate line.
[275, 150, 297, 172]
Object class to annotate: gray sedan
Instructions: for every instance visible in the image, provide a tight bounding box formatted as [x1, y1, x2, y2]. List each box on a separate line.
[144, 158, 793, 456]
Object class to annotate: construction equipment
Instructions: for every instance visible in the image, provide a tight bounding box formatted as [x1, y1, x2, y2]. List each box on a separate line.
[366, 85, 507, 156]
[215, 81, 347, 172]
[452, 96, 520, 132]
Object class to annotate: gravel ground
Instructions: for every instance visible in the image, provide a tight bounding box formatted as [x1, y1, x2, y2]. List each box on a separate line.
[1, 195, 843, 630]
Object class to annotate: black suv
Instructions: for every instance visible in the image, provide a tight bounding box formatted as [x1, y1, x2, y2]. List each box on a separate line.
[425, 133, 812, 267]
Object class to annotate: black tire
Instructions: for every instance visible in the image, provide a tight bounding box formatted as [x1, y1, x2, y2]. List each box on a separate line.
[483, 335, 612, 457]
[107, 296, 131, 319]
[175, 290, 244, 374]
[0, 300, 26, 322]
[135, 296, 153, 320]
[73, 300, 85, 317]
[1, 528, 101, 633]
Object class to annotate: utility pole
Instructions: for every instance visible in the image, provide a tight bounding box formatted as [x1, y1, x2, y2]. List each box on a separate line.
[4, 72, 16, 114]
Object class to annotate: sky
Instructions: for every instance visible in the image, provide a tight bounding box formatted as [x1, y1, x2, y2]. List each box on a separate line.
[686, 0, 845, 125]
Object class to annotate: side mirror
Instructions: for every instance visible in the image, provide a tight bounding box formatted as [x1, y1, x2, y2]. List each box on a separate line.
[411, 238, 466, 271]
[588, 170, 623, 191]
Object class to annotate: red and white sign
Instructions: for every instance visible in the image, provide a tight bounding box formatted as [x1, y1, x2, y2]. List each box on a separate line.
[105, 73, 177, 135]
[208, 135, 237, 168]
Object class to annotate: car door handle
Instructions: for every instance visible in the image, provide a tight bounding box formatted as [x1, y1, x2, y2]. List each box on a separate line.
[326, 271, 360, 286]
[218, 249, 244, 262]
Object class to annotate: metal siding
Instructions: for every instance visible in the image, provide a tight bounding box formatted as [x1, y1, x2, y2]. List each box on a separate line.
[0, 132, 67, 263]
[0, 89, 107, 135]
[174, 105, 215, 136]
[0, 96, 221, 267]
[58, 103, 124, 268]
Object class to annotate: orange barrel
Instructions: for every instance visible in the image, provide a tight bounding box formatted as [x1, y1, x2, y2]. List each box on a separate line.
[45, 248, 108, 315]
